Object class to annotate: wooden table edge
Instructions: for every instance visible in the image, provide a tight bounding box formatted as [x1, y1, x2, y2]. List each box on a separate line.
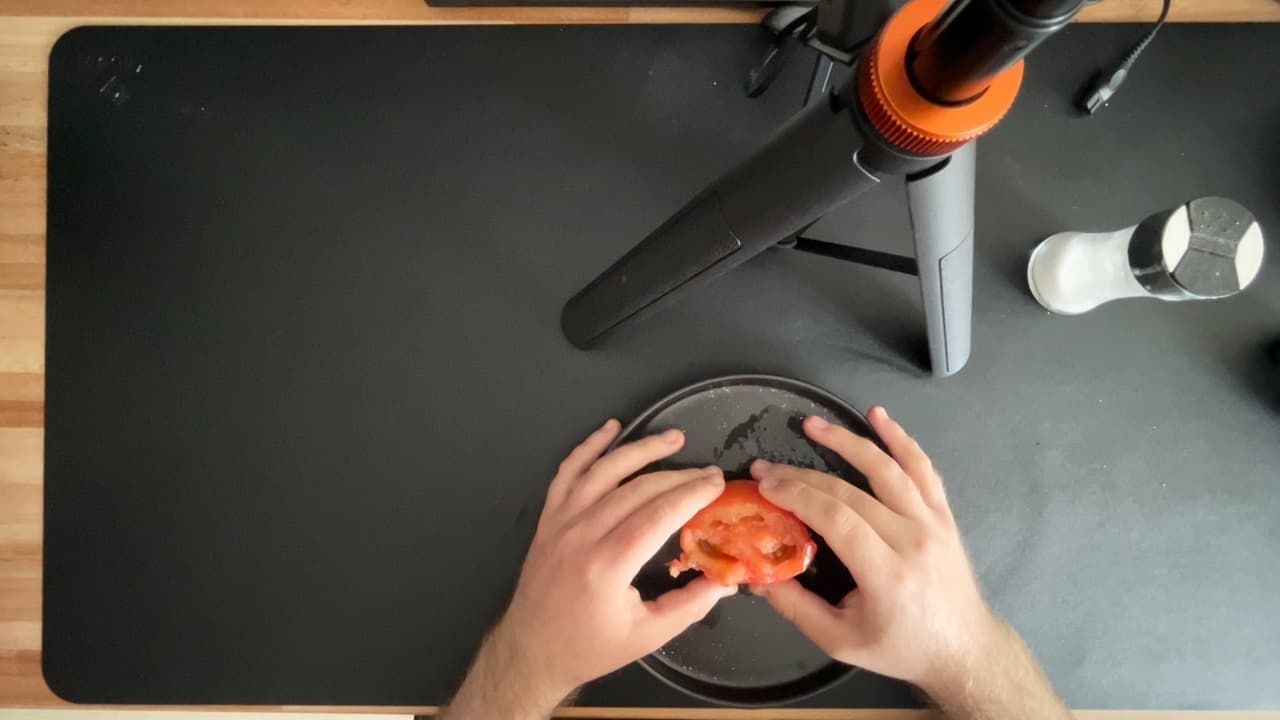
[2, 1, 1278, 715]
[1, 0, 1280, 24]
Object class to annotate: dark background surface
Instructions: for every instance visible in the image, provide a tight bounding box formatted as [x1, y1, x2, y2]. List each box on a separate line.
[44, 23, 1280, 709]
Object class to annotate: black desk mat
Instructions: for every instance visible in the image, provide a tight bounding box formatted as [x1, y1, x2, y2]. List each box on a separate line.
[44, 23, 1280, 708]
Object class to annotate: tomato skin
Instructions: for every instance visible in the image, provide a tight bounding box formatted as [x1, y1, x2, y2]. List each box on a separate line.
[668, 480, 817, 586]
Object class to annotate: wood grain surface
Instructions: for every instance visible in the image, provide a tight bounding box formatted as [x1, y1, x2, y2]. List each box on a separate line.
[2, 0, 1280, 22]
[1, 0, 1278, 715]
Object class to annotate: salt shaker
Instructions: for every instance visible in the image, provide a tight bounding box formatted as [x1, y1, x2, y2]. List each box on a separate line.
[1027, 196, 1264, 315]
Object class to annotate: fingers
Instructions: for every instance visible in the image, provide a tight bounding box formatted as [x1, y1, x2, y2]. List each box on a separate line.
[803, 415, 926, 519]
[750, 580, 855, 659]
[757, 473, 894, 586]
[750, 460, 909, 545]
[545, 419, 620, 513]
[603, 471, 725, 575]
[867, 406, 949, 514]
[568, 428, 686, 510]
[582, 466, 722, 539]
[642, 576, 738, 648]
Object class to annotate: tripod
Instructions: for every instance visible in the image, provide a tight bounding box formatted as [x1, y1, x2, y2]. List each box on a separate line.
[562, 0, 1084, 377]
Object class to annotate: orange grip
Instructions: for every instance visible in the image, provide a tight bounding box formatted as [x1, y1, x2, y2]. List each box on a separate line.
[857, 0, 1023, 157]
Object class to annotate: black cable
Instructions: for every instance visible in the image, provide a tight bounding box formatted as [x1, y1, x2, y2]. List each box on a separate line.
[1077, 0, 1172, 114]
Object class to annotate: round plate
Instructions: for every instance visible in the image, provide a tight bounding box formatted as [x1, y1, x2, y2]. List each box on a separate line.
[615, 374, 880, 707]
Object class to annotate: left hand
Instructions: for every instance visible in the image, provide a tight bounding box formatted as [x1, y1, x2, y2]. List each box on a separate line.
[487, 419, 734, 705]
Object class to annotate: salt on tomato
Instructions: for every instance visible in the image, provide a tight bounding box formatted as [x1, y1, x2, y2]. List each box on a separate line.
[668, 479, 817, 586]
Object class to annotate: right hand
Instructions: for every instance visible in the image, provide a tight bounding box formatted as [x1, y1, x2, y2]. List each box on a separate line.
[749, 406, 1005, 693]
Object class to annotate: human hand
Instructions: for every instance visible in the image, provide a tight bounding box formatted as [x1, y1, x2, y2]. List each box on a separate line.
[748, 407, 1002, 694]
[480, 419, 735, 709]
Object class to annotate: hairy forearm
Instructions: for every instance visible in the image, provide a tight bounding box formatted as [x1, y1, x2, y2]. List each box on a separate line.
[441, 621, 571, 720]
[922, 620, 1073, 720]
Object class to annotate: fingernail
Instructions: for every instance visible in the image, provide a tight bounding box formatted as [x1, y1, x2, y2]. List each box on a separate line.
[702, 465, 723, 478]
[718, 584, 740, 598]
[807, 415, 829, 431]
[601, 418, 618, 432]
[870, 406, 887, 421]
[748, 584, 766, 596]
[661, 428, 683, 444]
[751, 459, 773, 480]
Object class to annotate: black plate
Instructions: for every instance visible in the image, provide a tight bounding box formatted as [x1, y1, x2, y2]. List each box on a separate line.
[615, 374, 880, 707]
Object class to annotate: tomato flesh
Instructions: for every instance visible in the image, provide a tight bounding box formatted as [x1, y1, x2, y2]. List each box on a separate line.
[668, 480, 817, 586]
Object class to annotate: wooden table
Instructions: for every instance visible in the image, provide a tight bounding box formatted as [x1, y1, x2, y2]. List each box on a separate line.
[2, 0, 1278, 716]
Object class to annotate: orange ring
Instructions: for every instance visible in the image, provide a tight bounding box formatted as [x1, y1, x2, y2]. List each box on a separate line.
[858, 0, 1023, 156]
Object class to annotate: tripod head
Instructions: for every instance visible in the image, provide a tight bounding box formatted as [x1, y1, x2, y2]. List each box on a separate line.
[856, 0, 1080, 161]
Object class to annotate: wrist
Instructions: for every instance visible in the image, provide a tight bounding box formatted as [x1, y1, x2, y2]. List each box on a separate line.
[444, 619, 572, 720]
[488, 616, 578, 707]
[915, 612, 1073, 720]
[915, 609, 1011, 701]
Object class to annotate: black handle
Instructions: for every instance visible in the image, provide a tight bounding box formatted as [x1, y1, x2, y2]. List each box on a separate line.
[909, 0, 1084, 104]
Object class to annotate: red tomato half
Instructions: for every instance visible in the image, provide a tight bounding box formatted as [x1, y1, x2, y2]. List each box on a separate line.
[668, 480, 817, 586]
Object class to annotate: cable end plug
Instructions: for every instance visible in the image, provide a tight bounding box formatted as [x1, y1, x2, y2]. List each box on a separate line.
[1078, 65, 1129, 115]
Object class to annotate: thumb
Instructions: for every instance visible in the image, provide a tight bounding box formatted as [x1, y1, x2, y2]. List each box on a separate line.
[751, 580, 852, 659]
[643, 577, 738, 644]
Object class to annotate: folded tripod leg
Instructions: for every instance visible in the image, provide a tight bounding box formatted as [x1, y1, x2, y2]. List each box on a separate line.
[560, 95, 881, 348]
[905, 141, 975, 377]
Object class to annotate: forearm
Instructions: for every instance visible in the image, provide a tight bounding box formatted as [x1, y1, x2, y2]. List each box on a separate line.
[441, 621, 571, 720]
[921, 619, 1073, 720]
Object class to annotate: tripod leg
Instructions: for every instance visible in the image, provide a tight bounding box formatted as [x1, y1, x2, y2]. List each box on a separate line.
[905, 142, 975, 377]
[561, 93, 880, 348]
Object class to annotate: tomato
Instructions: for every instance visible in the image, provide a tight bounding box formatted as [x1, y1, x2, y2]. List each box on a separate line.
[668, 480, 817, 586]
